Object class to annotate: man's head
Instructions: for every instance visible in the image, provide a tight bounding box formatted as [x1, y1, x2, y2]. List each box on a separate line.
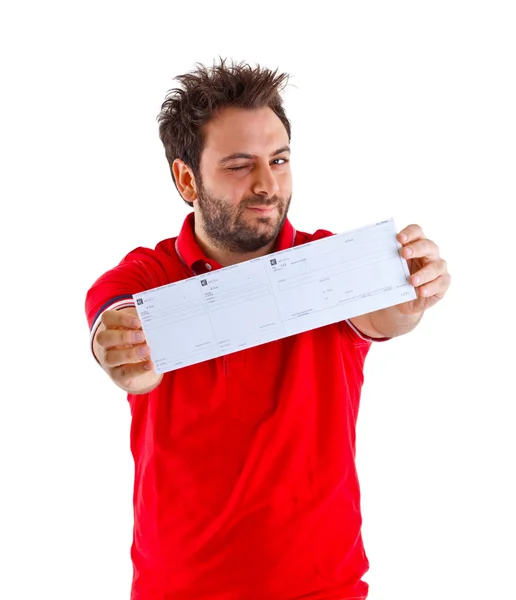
[157, 59, 293, 254]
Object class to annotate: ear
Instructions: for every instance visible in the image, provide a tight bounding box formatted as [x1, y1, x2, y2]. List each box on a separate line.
[172, 159, 198, 203]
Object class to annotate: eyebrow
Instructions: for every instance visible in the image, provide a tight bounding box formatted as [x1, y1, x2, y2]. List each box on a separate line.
[219, 146, 291, 164]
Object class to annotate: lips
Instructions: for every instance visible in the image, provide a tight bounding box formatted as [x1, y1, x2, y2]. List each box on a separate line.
[247, 205, 276, 214]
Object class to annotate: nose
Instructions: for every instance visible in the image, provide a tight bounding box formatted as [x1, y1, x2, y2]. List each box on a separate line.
[251, 162, 280, 198]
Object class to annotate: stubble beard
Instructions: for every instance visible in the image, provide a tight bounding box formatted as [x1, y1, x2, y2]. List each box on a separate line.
[195, 180, 292, 254]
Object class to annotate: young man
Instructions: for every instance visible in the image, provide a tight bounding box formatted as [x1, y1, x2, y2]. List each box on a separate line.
[85, 59, 451, 600]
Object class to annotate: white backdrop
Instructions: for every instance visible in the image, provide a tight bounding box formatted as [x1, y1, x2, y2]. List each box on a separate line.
[1, 1, 515, 599]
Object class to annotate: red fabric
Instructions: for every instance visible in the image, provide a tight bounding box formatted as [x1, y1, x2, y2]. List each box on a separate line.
[85, 213, 385, 600]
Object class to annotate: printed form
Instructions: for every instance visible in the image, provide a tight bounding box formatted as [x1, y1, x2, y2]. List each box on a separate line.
[133, 218, 416, 373]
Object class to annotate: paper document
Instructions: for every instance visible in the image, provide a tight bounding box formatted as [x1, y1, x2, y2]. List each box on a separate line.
[133, 218, 416, 373]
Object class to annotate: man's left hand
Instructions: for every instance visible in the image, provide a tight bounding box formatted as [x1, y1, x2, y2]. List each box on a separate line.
[396, 224, 451, 315]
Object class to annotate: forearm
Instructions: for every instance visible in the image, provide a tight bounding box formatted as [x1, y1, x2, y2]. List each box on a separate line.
[370, 306, 424, 338]
[114, 372, 164, 395]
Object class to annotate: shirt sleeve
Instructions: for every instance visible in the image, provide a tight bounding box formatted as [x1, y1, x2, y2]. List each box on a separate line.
[85, 247, 166, 356]
[339, 319, 391, 347]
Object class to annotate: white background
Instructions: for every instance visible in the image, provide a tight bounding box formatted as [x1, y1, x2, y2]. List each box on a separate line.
[1, 1, 515, 599]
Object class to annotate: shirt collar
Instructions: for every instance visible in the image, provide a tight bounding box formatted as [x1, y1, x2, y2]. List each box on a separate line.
[175, 212, 296, 275]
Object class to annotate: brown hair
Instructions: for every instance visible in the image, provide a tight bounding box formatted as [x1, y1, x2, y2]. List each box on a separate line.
[157, 58, 292, 207]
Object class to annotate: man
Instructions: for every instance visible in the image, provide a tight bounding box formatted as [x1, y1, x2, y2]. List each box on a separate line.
[85, 59, 451, 600]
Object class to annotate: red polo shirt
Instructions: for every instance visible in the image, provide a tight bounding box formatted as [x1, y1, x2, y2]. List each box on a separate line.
[85, 213, 390, 600]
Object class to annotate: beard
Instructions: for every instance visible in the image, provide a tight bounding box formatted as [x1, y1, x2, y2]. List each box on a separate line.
[195, 180, 292, 254]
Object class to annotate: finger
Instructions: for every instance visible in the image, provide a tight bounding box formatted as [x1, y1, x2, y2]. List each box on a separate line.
[409, 259, 448, 287]
[101, 309, 141, 330]
[96, 328, 146, 350]
[400, 239, 439, 260]
[111, 360, 155, 385]
[104, 344, 151, 368]
[417, 273, 451, 298]
[398, 224, 425, 243]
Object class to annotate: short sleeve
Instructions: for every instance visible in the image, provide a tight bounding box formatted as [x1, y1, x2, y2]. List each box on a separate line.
[85, 247, 173, 350]
[339, 319, 391, 347]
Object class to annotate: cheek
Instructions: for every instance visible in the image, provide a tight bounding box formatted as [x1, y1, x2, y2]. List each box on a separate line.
[279, 170, 292, 193]
[203, 175, 243, 206]
[217, 174, 247, 197]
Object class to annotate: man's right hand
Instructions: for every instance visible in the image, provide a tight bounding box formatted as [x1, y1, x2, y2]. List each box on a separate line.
[93, 307, 163, 394]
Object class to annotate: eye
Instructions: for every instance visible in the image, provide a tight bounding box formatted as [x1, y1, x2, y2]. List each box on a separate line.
[225, 158, 289, 172]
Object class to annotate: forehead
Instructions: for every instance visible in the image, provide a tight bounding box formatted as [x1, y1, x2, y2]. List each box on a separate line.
[201, 107, 289, 158]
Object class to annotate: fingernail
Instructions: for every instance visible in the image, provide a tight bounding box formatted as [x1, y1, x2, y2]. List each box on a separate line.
[405, 247, 413, 256]
[413, 276, 421, 285]
[400, 234, 408, 242]
[133, 331, 145, 343]
[143, 361, 152, 370]
[138, 345, 149, 357]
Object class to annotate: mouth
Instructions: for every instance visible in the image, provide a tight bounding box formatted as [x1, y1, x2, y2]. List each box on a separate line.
[246, 205, 277, 215]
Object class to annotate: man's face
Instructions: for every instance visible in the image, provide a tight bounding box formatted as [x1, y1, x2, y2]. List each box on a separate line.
[194, 106, 292, 253]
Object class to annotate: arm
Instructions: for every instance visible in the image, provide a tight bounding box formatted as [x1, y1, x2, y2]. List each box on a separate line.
[350, 309, 424, 340]
[85, 248, 169, 394]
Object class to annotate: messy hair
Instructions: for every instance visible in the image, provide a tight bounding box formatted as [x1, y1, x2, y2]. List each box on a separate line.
[157, 58, 292, 207]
